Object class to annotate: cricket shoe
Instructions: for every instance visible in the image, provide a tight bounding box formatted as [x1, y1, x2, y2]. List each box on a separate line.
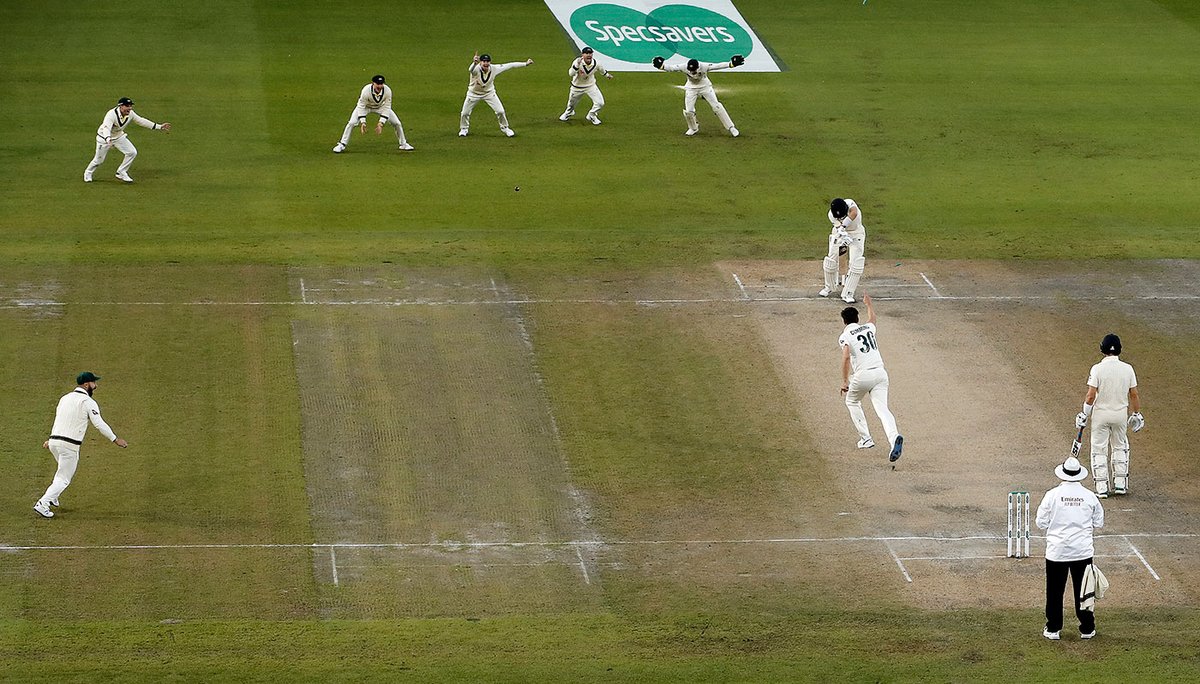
[1043, 629, 1060, 641]
[586, 113, 601, 125]
[841, 292, 856, 304]
[332, 143, 346, 153]
[729, 127, 740, 137]
[458, 128, 469, 137]
[501, 127, 516, 137]
[83, 171, 93, 182]
[857, 438, 875, 449]
[1081, 630, 1096, 640]
[33, 501, 54, 518]
[398, 142, 414, 151]
[558, 111, 572, 121]
[685, 128, 699, 136]
[889, 435, 903, 462]
[818, 287, 833, 297]
[49, 498, 60, 507]
[115, 172, 134, 183]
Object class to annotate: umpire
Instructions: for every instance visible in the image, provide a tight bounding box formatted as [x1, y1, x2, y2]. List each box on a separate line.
[1036, 456, 1104, 640]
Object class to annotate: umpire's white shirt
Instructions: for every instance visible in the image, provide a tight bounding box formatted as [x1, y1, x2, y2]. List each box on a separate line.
[829, 199, 865, 236]
[1036, 481, 1104, 562]
[839, 322, 884, 374]
[51, 388, 118, 443]
[467, 62, 527, 96]
[1088, 356, 1137, 413]
[356, 84, 393, 112]
[96, 107, 160, 144]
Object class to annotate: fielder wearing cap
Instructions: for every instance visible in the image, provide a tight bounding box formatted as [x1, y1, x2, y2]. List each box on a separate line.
[1075, 333, 1142, 498]
[460, 50, 534, 137]
[33, 372, 129, 519]
[332, 73, 414, 153]
[1036, 456, 1104, 641]
[559, 46, 613, 125]
[84, 97, 172, 183]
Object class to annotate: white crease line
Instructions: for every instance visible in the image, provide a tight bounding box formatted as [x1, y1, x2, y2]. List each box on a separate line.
[330, 546, 339, 586]
[731, 273, 749, 300]
[490, 278, 501, 300]
[1125, 536, 1161, 580]
[900, 553, 1136, 561]
[574, 546, 592, 585]
[885, 541, 913, 583]
[919, 272, 943, 298]
[0, 532, 1194, 552]
[299, 278, 308, 305]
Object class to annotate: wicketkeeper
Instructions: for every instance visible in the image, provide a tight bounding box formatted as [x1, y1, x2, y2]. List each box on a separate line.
[333, 74, 413, 153]
[652, 54, 743, 137]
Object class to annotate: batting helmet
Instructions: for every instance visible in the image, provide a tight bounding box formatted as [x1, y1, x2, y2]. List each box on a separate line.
[117, 97, 134, 107]
[371, 74, 385, 84]
[1101, 333, 1122, 355]
[687, 58, 700, 71]
[830, 198, 849, 219]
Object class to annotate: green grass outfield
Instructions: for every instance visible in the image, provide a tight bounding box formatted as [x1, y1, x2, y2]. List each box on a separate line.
[3, 1, 1200, 681]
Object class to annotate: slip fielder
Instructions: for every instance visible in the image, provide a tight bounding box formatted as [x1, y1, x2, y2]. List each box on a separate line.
[1075, 334, 1143, 497]
[821, 198, 867, 304]
[84, 97, 171, 183]
[559, 47, 613, 125]
[460, 52, 533, 137]
[332, 74, 413, 153]
[652, 54, 743, 137]
[34, 372, 128, 518]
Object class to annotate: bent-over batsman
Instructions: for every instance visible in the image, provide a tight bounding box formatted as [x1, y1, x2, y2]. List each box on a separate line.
[821, 198, 867, 304]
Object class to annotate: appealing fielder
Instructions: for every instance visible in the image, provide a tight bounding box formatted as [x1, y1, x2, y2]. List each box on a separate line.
[559, 47, 613, 125]
[33, 372, 128, 518]
[821, 198, 867, 304]
[332, 74, 413, 153]
[460, 52, 533, 137]
[84, 97, 171, 183]
[838, 294, 903, 462]
[1075, 334, 1142, 497]
[652, 55, 743, 137]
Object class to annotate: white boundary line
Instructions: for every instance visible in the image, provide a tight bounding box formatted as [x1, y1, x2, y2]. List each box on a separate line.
[1124, 536, 1162, 581]
[884, 541, 913, 583]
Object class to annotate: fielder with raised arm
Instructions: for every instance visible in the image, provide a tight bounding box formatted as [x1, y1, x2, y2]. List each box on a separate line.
[821, 198, 867, 304]
[838, 294, 903, 462]
[460, 52, 533, 137]
[333, 74, 413, 153]
[652, 54, 743, 137]
[559, 47, 613, 125]
[84, 97, 171, 183]
[1075, 334, 1142, 497]
[34, 372, 128, 518]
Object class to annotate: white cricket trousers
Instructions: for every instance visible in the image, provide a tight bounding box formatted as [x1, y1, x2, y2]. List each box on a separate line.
[1089, 408, 1130, 494]
[339, 107, 409, 146]
[460, 92, 509, 130]
[40, 441, 81, 505]
[683, 86, 734, 132]
[86, 136, 137, 177]
[845, 366, 899, 448]
[564, 85, 604, 117]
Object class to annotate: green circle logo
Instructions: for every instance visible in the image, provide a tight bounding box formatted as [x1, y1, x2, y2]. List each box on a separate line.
[570, 3, 753, 63]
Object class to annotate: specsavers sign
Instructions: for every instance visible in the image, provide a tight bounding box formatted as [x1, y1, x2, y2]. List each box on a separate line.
[544, 1, 781, 72]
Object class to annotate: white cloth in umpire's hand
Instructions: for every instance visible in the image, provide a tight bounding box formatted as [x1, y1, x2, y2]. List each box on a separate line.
[1075, 412, 1089, 429]
[1080, 563, 1109, 611]
[1128, 412, 1144, 432]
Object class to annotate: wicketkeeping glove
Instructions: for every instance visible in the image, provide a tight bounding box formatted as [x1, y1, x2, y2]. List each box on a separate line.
[1128, 412, 1145, 432]
[1075, 412, 1089, 429]
[730, 54, 745, 67]
[652, 56, 665, 69]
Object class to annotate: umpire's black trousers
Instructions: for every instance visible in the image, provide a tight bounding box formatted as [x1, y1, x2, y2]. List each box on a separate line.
[1045, 557, 1095, 634]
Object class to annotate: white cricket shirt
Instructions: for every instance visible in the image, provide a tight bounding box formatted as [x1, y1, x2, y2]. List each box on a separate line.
[663, 61, 730, 89]
[828, 199, 865, 236]
[569, 58, 608, 88]
[96, 107, 159, 143]
[1087, 356, 1137, 412]
[466, 62, 528, 96]
[1036, 481, 1104, 562]
[839, 322, 884, 373]
[50, 388, 118, 443]
[356, 83, 393, 112]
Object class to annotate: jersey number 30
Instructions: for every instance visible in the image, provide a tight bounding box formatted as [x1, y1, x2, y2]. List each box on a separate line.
[857, 332, 877, 353]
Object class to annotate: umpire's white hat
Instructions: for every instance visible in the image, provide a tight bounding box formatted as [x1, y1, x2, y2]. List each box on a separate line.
[1054, 456, 1088, 482]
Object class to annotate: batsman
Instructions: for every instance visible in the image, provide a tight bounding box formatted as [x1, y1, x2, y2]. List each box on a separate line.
[820, 198, 867, 303]
[1075, 334, 1143, 497]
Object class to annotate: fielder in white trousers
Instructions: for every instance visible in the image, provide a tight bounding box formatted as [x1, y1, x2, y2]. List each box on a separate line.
[459, 53, 533, 136]
[656, 57, 742, 137]
[838, 294, 903, 461]
[84, 97, 171, 183]
[333, 76, 412, 152]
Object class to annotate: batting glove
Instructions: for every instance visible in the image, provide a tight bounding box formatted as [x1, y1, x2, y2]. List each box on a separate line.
[1075, 412, 1089, 429]
[1128, 412, 1144, 432]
